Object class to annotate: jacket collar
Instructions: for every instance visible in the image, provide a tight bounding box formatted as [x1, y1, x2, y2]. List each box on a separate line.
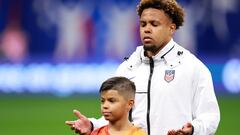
[140, 39, 176, 64]
[126, 39, 185, 70]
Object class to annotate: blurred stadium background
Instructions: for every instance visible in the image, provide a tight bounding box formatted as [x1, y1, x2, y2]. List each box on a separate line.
[0, 0, 240, 135]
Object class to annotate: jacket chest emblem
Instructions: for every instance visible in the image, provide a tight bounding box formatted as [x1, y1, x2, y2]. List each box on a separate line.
[164, 70, 175, 83]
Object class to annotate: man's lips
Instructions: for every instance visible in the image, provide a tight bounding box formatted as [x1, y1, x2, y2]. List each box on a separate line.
[143, 36, 153, 42]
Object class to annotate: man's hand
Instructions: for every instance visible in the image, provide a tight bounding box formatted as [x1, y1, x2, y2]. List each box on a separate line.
[167, 122, 193, 135]
[176, 122, 193, 135]
[65, 110, 92, 135]
[167, 129, 177, 135]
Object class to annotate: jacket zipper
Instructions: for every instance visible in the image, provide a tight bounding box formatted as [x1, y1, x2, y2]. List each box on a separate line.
[147, 57, 154, 135]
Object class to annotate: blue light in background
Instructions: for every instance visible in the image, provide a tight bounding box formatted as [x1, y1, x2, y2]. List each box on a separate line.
[0, 59, 239, 96]
[0, 63, 118, 96]
[222, 58, 240, 94]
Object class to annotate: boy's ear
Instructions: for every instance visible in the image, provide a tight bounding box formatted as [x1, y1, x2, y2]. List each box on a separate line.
[128, 99, 135, 109]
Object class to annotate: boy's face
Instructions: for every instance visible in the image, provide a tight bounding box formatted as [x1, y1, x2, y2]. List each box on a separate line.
[100, 89, 133, 122]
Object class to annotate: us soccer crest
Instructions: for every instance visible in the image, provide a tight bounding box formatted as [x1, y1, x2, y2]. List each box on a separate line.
[164, 70, 175, 83]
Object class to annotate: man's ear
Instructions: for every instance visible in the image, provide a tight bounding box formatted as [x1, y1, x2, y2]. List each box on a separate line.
[170, 23, 176, 34]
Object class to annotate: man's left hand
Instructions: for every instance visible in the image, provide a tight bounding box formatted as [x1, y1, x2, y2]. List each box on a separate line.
[176, 122, 193, 135]
[167, 122, 193, 135]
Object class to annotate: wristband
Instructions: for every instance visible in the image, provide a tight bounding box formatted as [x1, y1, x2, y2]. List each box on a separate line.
[90, 121, 94, 131]
[190, 125, 194, 135]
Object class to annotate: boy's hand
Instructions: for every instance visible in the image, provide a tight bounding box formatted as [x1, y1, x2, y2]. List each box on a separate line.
[65, 110, 92, 135]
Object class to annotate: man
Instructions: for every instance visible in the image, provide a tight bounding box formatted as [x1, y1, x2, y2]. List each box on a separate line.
[66, 0, 220, 135]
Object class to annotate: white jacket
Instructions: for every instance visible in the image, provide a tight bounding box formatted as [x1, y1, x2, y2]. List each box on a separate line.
[91, 39, 220, 135]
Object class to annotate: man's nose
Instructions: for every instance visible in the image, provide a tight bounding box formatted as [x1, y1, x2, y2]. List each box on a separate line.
[144, 24, 152, 33]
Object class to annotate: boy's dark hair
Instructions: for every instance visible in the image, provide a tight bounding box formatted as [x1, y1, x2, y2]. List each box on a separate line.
[99, 77, 136, 99]
[137, 0, 185, 29]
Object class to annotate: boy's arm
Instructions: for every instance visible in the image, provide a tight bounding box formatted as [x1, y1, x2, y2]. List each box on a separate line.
[65, 110, 92, 135]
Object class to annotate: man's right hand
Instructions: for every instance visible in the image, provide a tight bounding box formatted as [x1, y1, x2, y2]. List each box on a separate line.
[65, 109, 92, 135]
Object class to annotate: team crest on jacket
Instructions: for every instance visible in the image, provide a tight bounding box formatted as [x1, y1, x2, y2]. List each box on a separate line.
[164, 70, 175, 83]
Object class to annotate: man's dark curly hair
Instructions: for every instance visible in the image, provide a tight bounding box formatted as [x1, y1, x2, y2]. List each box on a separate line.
[137, 0, 185, 29]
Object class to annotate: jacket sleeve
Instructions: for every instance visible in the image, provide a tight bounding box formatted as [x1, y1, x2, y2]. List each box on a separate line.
[191, 63, 220, 135]
[89, 116, 108, 130]
[115, 46, 143, 77]
[115, 61, 129, 76]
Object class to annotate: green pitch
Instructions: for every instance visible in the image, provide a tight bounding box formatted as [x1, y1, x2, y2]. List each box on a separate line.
[0, 94, 239, 135]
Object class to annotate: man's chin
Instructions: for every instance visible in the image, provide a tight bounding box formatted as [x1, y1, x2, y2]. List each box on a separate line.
[143, 44, 155, 51]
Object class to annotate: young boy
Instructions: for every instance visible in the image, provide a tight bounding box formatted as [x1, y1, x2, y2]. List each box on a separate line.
[91, 77, 146, 135]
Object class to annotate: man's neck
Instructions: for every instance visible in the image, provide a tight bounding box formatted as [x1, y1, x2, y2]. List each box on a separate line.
[145, 45, 166, 58]
[144, 38, 172, 58]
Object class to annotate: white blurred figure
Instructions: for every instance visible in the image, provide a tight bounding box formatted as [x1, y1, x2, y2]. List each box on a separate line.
[174, 0, 208, 54]
[100, 1, 138, 61]
[211, 0, 238, 40]
[54, 1, 93, 62]
[174, 0, 239, 54]
[33, 0, 94, 62]
[174, 6, 197, 54]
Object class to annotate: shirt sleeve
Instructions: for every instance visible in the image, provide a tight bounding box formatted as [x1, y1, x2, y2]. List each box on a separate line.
[127, 126, 147, 135]
[191, 64, 220, 135]
[133, 129, 147, 135]
[90, 126, 108, 135]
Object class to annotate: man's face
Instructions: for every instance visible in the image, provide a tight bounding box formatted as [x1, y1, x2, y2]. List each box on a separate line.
[140, 8, 176, 56]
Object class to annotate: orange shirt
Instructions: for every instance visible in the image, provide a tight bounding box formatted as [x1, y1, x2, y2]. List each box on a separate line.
[91, 125, 146, 135]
